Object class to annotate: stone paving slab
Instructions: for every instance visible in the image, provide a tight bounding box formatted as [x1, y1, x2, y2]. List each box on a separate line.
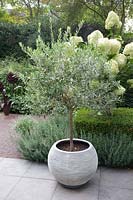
[100, 167, 133, 190]
[0, 175, 20, 199]
[0, 158, 32, 177]
[99, 185, 133, 200]
[6, 178, 57, 200]
[0, 157, 132, 200]
[23, 162, 56, 181]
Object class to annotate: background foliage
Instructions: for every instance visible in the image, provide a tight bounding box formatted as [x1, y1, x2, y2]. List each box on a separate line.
[0, 58, 38, 113]
[0, 16, 60, 59]
[117, 59, 133, 107]
[0, 2, 132, 113]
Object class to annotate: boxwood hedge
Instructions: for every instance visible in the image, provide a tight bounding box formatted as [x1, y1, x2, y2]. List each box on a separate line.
[75, 108, 133, 135]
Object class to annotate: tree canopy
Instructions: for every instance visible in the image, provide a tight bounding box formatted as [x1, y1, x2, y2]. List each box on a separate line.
[0, 0, 132, 32]
[49, 0, 133, 31]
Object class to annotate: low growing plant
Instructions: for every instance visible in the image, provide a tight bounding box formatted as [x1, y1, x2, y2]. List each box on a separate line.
[81, 131, 133, 167]
[15, 115, 69, 162]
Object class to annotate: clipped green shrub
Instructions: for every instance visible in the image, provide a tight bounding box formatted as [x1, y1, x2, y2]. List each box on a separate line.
[75, 108, 133, 135]
[15, 115, 70, 162]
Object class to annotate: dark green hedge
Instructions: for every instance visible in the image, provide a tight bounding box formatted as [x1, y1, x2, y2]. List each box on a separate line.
[75, 108, 133, 134]
[75, 108, 133, 167]
[0, 18, 59, 59]
[0, 23, 34, 58]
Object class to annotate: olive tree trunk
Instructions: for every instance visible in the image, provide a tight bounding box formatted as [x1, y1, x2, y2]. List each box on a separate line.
[69, 109, 74, 151]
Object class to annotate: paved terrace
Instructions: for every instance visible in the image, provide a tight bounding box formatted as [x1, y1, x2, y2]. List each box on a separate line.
[0, 157, 133, 200]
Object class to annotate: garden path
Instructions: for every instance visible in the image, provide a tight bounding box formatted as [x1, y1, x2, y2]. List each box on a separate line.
[0, 113, 22, 158]
[0, 113, 45, 159]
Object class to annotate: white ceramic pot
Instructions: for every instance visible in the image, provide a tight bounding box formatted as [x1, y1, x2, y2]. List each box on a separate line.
[48, 138, 98, 187]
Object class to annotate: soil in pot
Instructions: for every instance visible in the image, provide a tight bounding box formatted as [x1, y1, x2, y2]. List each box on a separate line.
[56, 140, 89, 152]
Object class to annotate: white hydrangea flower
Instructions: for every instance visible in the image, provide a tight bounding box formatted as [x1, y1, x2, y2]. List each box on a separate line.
[105, 59, 119, 76]
[114, 85, 126, 96]
[97, 38, 111, 54]
[123, 42, 133, 59]
[127, 79, 133, 88]
[105, 11, 122, 30]
[110, 59, 119, 75]
[109, 39, 121, 56]
[113, 54, 127, 69]
[97, 38, 121, 56]
[87, 30, 103, 46]
[70, 36, 83, 46]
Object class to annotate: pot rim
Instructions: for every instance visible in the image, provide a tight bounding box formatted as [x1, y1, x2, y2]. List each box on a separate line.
[53, 138, 93, 154]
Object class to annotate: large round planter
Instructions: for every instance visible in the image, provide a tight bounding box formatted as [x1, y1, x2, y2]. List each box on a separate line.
[48, 138, 98, 188]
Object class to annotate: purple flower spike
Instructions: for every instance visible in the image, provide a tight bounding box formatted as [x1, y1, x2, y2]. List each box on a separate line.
[0, 82, 4, 92]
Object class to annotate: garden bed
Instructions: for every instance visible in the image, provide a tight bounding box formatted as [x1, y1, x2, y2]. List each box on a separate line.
[15, 108, 133, 168]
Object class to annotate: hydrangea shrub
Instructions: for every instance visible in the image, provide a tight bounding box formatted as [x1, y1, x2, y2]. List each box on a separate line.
[87, 11, 133, 99]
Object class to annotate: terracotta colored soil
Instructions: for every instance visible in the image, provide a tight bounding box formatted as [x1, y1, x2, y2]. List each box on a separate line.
[0, 113, 23, 158]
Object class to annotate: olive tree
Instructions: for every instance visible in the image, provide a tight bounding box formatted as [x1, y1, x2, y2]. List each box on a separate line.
[20, 29, 121, 151]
